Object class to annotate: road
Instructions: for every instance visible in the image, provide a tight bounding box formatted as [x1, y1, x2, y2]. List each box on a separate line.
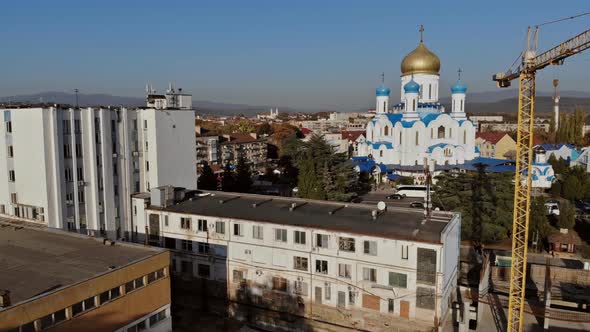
[357, 191, 427, 210]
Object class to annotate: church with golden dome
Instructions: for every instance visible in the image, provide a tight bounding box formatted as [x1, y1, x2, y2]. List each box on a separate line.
[357, 27, 478, 175]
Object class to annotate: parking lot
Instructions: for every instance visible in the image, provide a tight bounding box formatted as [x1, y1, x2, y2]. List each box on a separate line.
[356, 191, 428, 210]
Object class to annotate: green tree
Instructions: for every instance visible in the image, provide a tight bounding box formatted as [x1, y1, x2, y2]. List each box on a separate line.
[557, 200, 576, 230]
[547, 154, 567, 175]
[530, 196, 552, 243]
[221, 163, 236, 192]
[234, 156, 253, 193]
[562, 175, 583, 200]
[297, 151, 325, 200]
[256, 122, 273, 136]
[198, 162, 217, 190]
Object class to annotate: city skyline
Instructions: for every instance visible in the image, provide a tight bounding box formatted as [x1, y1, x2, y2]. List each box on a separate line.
[0, 1, 588, 110]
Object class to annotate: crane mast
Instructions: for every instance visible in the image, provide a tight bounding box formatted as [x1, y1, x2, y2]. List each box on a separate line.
[493, 27, 590, 332]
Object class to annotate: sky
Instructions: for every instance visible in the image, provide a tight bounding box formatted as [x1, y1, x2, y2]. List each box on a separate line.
[0, 1, 588, 110]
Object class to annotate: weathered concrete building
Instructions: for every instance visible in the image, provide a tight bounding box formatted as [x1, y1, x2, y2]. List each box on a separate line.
[0, 220, 171, 332]
[131, 188, 461, 331]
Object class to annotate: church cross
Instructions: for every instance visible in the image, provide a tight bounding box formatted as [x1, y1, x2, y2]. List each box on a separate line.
[457, 68, 463, 80]
[381, 72, 385, 84]
[419, 25, 424, 42]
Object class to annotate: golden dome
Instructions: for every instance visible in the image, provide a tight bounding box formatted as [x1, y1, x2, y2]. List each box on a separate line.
[400, 41, 440, 76]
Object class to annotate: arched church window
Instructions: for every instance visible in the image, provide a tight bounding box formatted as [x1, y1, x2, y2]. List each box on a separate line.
[431, 128, 434, 138]
[428, 84, 432, 100]
[449, 128, 453, 138]
[415, 132, 419, 146]
[452, 99, 455, 110]
[460, 100, 464, 112]
[380, 150, 383, 157]
[412, 99, 416, 111]
[384, 125, 389, 136]
[399, 132, 402, 145]
[437, 126, 445, 139]
[383, 101, 387, 112]
[463, 131, 467, 144]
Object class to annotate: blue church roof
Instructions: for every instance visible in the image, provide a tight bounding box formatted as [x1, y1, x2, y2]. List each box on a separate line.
[403, 79, 420, 94]
[371, 142, 393, 149]
[376, 85, 391, 96]
[427, 143, 454, 153]
[451, 80, 467, 94]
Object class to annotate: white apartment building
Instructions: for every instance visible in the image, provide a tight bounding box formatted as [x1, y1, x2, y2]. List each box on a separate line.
[131, 189, 461, 331]
[0, 105, 196, 239]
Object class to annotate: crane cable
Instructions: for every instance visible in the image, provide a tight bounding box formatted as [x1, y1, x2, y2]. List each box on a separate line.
[535, 11, 590, 28]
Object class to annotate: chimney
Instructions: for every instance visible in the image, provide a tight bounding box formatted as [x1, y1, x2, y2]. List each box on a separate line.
[0, 290, 11, 308]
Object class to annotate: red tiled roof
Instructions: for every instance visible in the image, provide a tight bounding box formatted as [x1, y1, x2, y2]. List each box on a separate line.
[224, 133, 259, 143]
[476, 132, 510, 144]
[341, 130, 365, 142]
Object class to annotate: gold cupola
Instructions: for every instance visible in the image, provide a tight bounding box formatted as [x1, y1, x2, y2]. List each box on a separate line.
[400, 27, 440, 76]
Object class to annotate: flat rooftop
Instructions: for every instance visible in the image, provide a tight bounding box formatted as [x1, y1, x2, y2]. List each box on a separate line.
[0, 222, 162, 305]
[152, 192, 455, 244]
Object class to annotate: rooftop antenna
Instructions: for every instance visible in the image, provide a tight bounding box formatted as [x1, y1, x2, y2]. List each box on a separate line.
[74, 89, 79, 108]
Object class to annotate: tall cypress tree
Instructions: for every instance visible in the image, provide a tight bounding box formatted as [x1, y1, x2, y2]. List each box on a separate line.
[235, 155, 253, 193]
[198, 162, 218, 190]
[221, 163, 236, 192]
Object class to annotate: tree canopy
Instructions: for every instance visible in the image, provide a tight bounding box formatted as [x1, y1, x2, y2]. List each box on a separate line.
[198, 162, 217, 190]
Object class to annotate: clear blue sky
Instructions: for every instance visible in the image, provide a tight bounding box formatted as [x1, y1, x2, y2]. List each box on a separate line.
[0, 1, 588, 110]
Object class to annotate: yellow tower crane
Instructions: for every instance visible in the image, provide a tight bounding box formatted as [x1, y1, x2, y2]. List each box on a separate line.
[493, 25, 590, 332]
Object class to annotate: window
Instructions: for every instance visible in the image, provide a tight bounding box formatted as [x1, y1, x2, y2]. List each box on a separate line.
[416, 287, 435, 309]
[417, 248, 437, 285]
[125, 276, 145, 293]
[74, 119, 81, 133]
[78, 190, 85, 203]
[460, 99, 464, 111]
[379, 150, 383, 157]
[233, 270, 245, 283]
[463, 131, 467, 144]
[180, 217, 191, 230]
[349, 290, 355, 305]
[64, 143, 72, 158]
[399, 131, 402, 145]
[293, 280, 308, 296]
[8, 170, 15, 182]
[72, 296, 96, 316]
[181, 261, 193, 275]
[388, 299, 395, 313]
[363, 267, 377, 282]
[5, 121, 12, 133]
[428, 84, 432, 99]
[325, 282, 331, 300]
[338, 263, 351, 279]
[197, 264, 210, 278]
[316, 260, 328, 274]
[215, 221, 225, 234]
[77, 167, 84, 180]
[293, 256, 308, 271]
[383, 125, 389, 136]
[181, 240, 192, 252]
[164, 216, 169, 226]
[63, 119, 71, 134]
[11, 193, 17, 204]
[198, 219, 208, 232]
[198, 242, 209, 254]
[363, 241, 377, 256]
[389, 272, 408, 288]
[146, 161, 149, 171]
[412, 99, 416, 111]
[401, 245, 409, 260]
[415, 131, 419, 146]
[99, 287, 121, 304]
[149, 309, 167, 327]
[275, 228, 287, 242]
[144, 119, 148, 129]
[449, 128, 453, 138]
[316, 234, 329, 248]
[148, 268, 165, 283]
[338, 237, 355, 252]
[437, 126, 445, 139]
[65, 168, 73, 182]
[7, 145, 13, 158]
[253, 225, 264, 240]
[75, 143, 82, 157]
[233, 223, 243, 236]
[272, 277, 287, 292]
[294, 230, 306, 245]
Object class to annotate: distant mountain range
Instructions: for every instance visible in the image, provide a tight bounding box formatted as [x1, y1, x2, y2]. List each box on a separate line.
[1, 90, 589, 115]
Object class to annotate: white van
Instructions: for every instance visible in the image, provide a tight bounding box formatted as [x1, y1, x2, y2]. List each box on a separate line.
[545, 202, 560, 216]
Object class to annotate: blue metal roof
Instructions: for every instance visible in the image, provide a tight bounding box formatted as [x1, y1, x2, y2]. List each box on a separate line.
[419, 113, 442, 126]
[451, 80, 468, 94]
[371, 142, 393, 149]
[427, 143, 451, 153]
[403, 79, 420, 93]
[376, 85, 391, 96]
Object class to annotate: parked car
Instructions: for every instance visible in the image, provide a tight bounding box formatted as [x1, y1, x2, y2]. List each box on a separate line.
[350, 197, 363, 203]
[410, 201, 424, 209]
[545, 202, 560, 216]
[386, 194, 404, 200]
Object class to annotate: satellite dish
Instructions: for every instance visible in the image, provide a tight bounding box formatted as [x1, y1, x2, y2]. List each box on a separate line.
[377, 201, 387, 211]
